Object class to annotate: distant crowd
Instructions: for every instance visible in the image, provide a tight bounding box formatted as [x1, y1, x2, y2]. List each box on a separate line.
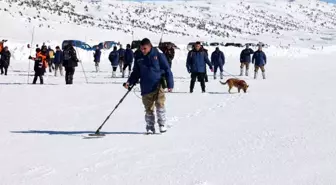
[0, 38, 267, 89]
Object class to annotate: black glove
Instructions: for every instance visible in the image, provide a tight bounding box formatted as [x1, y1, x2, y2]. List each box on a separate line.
[123, 83, 133, 91]
[28, 56, 32, 59]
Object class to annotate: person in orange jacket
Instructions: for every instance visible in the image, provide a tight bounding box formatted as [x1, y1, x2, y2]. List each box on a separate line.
[29, 48, 47, 84]
[0, 40, 7, 53]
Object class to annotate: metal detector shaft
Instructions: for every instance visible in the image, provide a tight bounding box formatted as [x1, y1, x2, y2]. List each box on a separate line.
[94, 85, 135, 134]
[27, 26, 35, 84]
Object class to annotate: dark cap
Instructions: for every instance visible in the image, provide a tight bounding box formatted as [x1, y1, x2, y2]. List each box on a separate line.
[140, 38, 151, 46]
[36, 48, 41, 53]
[195, 41, 201, 45]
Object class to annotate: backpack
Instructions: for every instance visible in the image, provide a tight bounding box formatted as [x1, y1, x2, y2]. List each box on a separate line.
[49, 50, 55, 59]
[108, 52, 114, 62]
[63, 49, 71, 61]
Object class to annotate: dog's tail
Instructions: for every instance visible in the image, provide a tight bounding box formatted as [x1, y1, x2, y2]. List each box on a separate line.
[219, 80, 228, 85]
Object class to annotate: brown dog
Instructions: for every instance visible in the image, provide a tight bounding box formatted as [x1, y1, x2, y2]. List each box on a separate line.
[220, 78, 249, 93]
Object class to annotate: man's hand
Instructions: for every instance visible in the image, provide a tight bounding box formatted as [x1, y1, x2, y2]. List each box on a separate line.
[168, 88, 173, 93]
[210, 68, 214, 72]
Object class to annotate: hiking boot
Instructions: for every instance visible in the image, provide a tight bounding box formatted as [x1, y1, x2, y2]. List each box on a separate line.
[240, 68, 243, 76]
[146, 125, 155, 134]
[159, 125, 167, 133]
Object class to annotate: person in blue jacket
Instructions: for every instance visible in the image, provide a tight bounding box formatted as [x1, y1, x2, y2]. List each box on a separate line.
[211, 47, 225, 80]
[240, 44, 254, 76]
[252, 44, 267, 79]
[93, 46, 101, 73]
[124, 38, 174, 134]
[53, 46, 63, 76]
[109, 46, 119, 78]
[122, 44, 134, 78]
[186, 41, 213, 93]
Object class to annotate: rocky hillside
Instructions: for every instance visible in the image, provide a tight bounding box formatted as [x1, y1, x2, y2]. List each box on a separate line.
[1, 0, 336, 46]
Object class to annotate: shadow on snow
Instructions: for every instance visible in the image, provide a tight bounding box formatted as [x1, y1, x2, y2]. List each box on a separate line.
[11, 130, 145, 136]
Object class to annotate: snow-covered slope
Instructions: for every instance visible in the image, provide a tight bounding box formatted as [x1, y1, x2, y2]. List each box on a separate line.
[1, 0, 336, 46]
[1, 0, 336, 184]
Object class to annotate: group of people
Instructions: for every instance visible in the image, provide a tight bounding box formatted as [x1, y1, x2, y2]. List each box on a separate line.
[93, 43, 175, 79]
[186, 42, 267, 93]
[93, 44, 134, 78]
[28, 42, 79, 84]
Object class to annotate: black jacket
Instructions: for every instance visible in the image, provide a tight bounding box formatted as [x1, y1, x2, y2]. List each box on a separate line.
[34, 58, 44, 75]
[0, 50, 11, 67]
[63, 46, 79, 68]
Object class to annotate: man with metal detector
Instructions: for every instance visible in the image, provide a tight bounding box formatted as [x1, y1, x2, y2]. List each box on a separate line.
[62, 42, 79, 85]
[124, 38, 174, 134]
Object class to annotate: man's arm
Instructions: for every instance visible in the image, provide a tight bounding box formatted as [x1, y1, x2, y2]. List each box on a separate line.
[204, 53, 213, 69]
[127, 58, 140, 86]
[158, 53, 174, 89]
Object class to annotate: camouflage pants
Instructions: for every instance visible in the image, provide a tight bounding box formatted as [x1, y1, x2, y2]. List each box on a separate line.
[240, 62, 250, 70]
[142, 87, 166, 126]
[254, 65, 265, 72]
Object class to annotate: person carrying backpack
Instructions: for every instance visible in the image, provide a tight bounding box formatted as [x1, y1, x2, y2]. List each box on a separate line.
[62, 43, 79, 84]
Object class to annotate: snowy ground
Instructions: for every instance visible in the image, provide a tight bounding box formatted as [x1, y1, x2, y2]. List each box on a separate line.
[1, 44, 336, 184]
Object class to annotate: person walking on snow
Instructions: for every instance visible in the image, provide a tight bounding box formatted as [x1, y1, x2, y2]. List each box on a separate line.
[0, 46, 11, 75]
[186, 41, 213, 93]
[28, 48, 47, 84]
[211, 47, 225, 80]
[53, 46, 63, 76]
[240, 44, 254, 76]
[62, 43, 79, 84]
[252, 44, 267, 79]
[122, 44, 134, 78]
[124, 38, 174, 134]
[93, 46, 101, 72]
[118, 45, 126, 73]
[109, 46, 119, 78]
